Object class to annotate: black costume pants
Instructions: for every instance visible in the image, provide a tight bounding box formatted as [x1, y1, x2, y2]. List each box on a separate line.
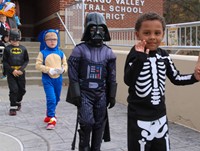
[7, 72, 26, 107]
[78, 91, 107, 150]
[128, 114, 170, 151]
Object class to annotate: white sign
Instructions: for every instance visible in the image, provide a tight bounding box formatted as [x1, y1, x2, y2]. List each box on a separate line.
[73, 0, 145, 20]
[168, 27, 178, 46]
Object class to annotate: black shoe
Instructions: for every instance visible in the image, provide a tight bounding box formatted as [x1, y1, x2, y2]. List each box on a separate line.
[9, 109, 17, 116]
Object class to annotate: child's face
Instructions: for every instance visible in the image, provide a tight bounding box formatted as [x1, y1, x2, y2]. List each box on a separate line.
[135, 20, 164, 51]
[45, 32, 58, 48]
[0, 16, 6, 23]
[10, 40, 20, 46]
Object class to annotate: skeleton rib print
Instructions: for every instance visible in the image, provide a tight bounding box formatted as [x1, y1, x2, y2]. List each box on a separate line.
[135, 54, 166, 105]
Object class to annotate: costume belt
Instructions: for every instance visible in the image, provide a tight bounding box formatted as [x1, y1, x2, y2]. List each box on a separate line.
[11, 66, 21, 70]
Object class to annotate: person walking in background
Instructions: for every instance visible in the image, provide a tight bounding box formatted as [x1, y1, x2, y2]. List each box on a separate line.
[0, 0, 9, 10]
[0, 13, 9, 79]
[0, 1, 18, 29]
[3, 29, 29, 116]
[66, 12, 117, 151]
[11, 0, 21, 26]
[35, 29, 67, 130]
[0, 0, 5, 10]
[0, 0, 21, 26]
[0, 13, 10, 47]
[124, 12, 200, 151]
[0, 14, 10, 31]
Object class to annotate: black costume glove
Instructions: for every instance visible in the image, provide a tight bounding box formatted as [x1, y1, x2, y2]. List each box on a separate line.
[107, 97, 116, 109]
[66, 82, 81, 107]
[107, 82, 117, 109]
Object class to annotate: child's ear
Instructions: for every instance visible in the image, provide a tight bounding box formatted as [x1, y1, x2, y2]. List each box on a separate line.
[135, 31, 140, 40]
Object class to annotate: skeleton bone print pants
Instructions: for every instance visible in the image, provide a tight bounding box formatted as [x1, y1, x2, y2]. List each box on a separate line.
[128, 115, 170, 151]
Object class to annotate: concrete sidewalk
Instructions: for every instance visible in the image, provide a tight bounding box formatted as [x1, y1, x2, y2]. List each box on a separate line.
[0, 85, 200, 151]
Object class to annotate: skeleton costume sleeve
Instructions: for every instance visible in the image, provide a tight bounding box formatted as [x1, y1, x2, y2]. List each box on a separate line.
[124, 47, 198, 121]
[124, 46, 148, 86]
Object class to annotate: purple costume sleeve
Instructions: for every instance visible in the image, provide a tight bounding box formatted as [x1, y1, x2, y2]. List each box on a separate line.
[67, 46, 81, 83]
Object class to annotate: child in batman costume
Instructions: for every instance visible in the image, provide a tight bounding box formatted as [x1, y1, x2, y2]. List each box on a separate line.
[67, 12, 117, 151]
[3, 29, 29, 116]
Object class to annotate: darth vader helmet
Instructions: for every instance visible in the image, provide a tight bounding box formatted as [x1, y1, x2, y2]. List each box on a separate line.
[81, 12, 111, 44]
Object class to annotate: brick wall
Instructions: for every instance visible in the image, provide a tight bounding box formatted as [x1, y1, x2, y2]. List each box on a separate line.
[34, 0, 61, 36]
[84, 0, 164, 28]
[34, 0, 75, 36]
[34, 0, 60, 20]
[20, 0, 68, 37]
[35, 0, 164, 30]
[19, 0, 163, 39]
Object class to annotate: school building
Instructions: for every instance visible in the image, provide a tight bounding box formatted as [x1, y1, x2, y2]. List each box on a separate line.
[8, 1, 200, 132]
[18, 0, 164, 47]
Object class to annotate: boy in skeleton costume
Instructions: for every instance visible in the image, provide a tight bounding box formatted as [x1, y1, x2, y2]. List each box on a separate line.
[124, 12, 200, 151]
[67, 12, 117, 151]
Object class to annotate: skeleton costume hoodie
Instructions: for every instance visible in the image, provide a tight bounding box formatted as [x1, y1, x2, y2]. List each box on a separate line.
[124, 47, 198, 121]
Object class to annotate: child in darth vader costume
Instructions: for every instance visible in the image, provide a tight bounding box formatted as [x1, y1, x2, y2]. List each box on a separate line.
[67, 12, 117, 151]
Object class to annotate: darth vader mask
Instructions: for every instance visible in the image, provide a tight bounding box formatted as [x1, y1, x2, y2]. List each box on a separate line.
[81, 12, 111, 46]
[89, 25, 105, 46]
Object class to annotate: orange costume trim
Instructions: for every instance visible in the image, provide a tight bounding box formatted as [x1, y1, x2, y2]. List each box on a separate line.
[0, 2, 15, 17]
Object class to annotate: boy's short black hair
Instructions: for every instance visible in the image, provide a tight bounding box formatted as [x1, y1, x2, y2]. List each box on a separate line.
[135, 12, 166, 32]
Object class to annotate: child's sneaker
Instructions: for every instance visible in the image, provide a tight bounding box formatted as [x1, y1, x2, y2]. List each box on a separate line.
[44, 116, 57, 123]
[44, 116, 51, 123]
[9, 109, 17, 116]
[46, 117, 57, 130]
[46, 124, 55, 130]
[9, 106, 18, 116]
[1, 75, 7, 79]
